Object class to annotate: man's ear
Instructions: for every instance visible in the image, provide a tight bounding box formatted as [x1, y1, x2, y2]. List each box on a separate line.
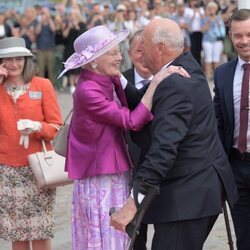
[158, 42, 166, 56]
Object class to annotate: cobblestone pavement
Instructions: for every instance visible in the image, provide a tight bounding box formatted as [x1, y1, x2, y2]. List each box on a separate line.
[0, 86, 237, 250]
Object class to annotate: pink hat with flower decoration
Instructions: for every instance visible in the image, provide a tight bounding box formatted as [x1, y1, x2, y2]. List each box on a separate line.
[58, 25, 129, 78]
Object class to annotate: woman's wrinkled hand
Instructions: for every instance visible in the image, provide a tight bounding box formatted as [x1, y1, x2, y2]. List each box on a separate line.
[141, 65, 190, 110]
[151, 65, 190, 87]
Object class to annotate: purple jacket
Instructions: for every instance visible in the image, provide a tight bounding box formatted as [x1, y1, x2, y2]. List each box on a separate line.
[65, 70, 153, 179]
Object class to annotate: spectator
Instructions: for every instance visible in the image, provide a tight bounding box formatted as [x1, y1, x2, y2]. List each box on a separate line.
[112, 4, 132, 71]
[87, 3, 104, 29]
[35, 7, 57, 87]
[172, 0, 192, 52]
[122, 28, 152, 172]
[124, 10, 143, 33]
[186, 0, 205, 65]
[0, 13, 11, 39]
[201, 1, 226, 80]
[11, 15, 34, 50]
[62, 8, 87, 93]
[213, 9, 250, 250]
[0, 37, 62, 250]
[221, 0, 238, 61]
[23, 7, 37, 52]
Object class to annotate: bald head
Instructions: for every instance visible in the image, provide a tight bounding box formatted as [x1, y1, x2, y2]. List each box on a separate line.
[145, 18, 184, 51]
[141, 18, 184, 74]
[146, 18, 181, 34]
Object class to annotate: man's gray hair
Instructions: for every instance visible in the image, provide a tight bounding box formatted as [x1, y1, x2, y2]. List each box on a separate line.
[152, 25, 184, 50]
[129, 29, 144, 47]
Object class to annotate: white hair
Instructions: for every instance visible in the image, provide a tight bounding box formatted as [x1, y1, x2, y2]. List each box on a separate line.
[152, 25, 184, 50]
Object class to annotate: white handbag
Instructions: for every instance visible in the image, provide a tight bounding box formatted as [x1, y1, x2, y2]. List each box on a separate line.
[28, 140, 73, 189]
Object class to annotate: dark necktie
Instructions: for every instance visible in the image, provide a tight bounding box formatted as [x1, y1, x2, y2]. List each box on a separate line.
[238, 63, 250, 153]
[111, 76, 128, 107]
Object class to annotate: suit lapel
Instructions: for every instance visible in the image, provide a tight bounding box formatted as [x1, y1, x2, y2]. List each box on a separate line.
[223, 59, 237, 127]
[123, 68, 136, 86]
[129, 68, 135, 86]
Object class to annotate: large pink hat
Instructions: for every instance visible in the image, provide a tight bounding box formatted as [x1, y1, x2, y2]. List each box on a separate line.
[58, 25, 129, 78]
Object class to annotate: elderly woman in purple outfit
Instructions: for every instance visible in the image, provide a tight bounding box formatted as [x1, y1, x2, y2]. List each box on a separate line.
[58, 25, 188, 250]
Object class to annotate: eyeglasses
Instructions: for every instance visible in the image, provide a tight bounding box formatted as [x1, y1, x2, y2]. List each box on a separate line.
[105, 48, 123, 58]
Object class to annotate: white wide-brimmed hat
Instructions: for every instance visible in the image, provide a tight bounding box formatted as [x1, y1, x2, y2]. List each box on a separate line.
[0, 37, 33, 58]
[58, 25, 129, 79]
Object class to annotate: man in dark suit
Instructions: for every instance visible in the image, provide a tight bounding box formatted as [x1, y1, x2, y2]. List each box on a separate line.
[111, 18, 238, 250]
[122, 29, 152, 250]
[213, 9, 250, 250]
[122, 29, 152, 169]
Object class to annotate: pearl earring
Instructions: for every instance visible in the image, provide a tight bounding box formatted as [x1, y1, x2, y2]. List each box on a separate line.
[91, 62, 97, 69]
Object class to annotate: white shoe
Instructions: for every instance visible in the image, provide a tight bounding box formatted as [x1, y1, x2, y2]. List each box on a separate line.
[70, 85, 76, 94]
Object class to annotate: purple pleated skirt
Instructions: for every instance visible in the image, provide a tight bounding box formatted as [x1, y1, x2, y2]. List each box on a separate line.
[72, 171, 131, 250]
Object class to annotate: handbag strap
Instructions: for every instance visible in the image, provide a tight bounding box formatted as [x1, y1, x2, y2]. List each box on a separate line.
[48, 109, 73, 132]
[63, 109, 73, 125]
[41, 140, 51, 160]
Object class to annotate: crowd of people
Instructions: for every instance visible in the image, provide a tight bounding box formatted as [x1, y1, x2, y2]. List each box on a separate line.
[1, 1, 250, 250]
[0, 0, 238, 90]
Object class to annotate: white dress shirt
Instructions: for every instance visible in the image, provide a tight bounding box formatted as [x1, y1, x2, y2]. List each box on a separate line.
[120, 69, 152, 90]
[134, 69, 152, 89]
